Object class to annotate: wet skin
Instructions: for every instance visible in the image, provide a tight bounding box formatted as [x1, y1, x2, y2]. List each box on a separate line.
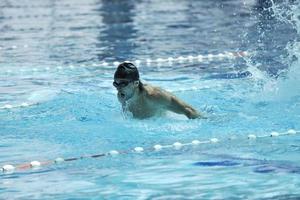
[114, 78, 202, 119]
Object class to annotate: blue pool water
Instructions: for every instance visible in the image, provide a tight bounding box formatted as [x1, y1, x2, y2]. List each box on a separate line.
[1, 0, 300, 199]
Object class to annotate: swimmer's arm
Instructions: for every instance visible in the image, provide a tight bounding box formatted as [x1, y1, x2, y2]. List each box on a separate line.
[150, 89, 203, 119]
[168, 96, 202, 119]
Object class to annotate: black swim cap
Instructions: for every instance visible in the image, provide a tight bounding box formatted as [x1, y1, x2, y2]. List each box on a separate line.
[114, 62, 140, 81]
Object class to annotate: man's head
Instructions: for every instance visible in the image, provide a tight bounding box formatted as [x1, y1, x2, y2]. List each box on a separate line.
[114, 62, 139, 81]
[113, 62, 141, 101]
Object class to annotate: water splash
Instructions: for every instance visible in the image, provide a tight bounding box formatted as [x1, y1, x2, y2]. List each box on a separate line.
[268, 0, 300, 100]
[247, 0, 300, 101]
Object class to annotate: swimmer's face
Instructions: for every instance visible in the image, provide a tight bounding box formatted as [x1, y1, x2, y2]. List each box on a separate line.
[113, 78, 138, 100]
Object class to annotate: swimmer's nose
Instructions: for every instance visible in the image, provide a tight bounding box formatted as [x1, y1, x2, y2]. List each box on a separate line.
[117, 88, 124, 93]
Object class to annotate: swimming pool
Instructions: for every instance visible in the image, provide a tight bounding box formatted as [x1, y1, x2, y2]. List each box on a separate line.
[1, 0, 300, 199]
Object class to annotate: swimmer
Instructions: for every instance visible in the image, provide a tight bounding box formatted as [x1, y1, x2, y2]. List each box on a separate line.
[113, 62, 203, 119]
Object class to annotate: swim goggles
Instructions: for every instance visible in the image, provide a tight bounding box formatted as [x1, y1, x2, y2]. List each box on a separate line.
[113, 80, 131, 88]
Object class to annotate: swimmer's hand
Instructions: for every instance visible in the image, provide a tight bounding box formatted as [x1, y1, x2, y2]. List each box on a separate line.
[186, 108, 206, 119]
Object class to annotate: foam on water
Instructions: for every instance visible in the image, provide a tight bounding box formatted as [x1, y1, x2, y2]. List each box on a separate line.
[265, 1, 300, 100]
[245, 0, 300, 102]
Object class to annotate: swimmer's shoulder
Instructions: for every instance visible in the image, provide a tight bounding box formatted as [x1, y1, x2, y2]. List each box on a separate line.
[143, 84, 173, 102]
[143, 84, 163, 96]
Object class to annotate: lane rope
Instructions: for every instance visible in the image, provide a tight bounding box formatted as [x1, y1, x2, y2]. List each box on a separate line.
[1, 129, 298, 174]
[2, 51, 248, 75]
